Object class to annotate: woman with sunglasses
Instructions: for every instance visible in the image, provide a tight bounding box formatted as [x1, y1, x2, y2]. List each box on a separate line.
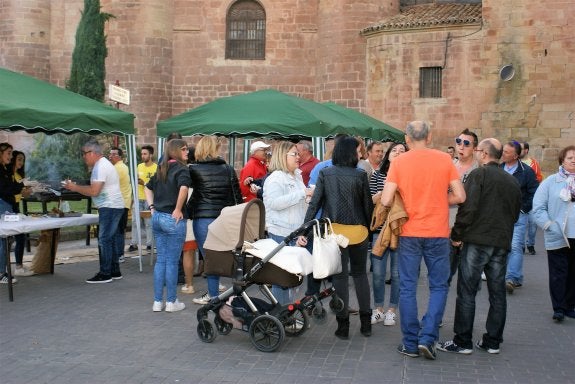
[145, 139, 191, 312]
[262, 141, 313, 304]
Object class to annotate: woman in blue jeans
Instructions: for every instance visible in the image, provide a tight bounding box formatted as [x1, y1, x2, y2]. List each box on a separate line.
[189, 136, 242, 305]
[369, 143, 406, 326]
[145, 139, 191, 313]
[263, 141, 312, 304]
[0, 142, 28, 284]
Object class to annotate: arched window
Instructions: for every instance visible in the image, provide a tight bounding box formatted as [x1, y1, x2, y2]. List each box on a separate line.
[226, 0, 266, 60]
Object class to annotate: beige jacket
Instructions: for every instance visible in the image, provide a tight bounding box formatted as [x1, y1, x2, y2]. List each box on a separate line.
[370, 192, 408, 257]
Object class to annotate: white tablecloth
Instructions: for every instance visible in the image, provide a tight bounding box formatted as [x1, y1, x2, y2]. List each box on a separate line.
[0, 214, 99, 237]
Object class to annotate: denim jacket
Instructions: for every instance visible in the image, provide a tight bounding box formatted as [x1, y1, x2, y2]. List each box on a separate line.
[263, 169, 307, 236]
[532, 172, 574, 250]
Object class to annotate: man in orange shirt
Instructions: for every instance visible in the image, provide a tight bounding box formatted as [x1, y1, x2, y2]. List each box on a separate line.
[381, 120, 466, 360]
[239, 141, 270, 202]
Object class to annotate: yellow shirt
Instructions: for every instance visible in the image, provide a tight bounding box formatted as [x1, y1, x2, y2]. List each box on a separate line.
[137, 162, 157, 200]
[114, 161, 132, 209]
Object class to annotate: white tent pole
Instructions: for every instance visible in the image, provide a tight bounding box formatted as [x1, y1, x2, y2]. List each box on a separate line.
[126, 134, 143, 272]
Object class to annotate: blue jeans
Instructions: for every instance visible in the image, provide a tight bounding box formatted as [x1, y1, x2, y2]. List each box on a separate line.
[114, 208, 129, 257]
[398, 236, 450, 350]
[268, 232, 296, 305]
[97, 207, 124, 276]
[193, 218, 220, 298]
[153, 211, 186, 302]
[453, 243, 508, 350]
[371, 244, 399, 309]
[0, 198, 14, 274]
[525, 213, 538, 248]
[506, 212, 528, 285]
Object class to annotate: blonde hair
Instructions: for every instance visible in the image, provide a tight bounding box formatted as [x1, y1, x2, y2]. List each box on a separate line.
[195, 136, 221, 161]
[268, 141, 296, 173]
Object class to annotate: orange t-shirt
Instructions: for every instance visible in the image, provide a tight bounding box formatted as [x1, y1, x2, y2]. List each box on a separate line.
[386, 148, 459, 238]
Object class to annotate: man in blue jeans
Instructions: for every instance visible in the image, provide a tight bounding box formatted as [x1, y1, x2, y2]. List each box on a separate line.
[437, 138, 521, 355]
[381, 121, 465, 360]
[500, 141, 539, 293]
[63, 140, 125, 283]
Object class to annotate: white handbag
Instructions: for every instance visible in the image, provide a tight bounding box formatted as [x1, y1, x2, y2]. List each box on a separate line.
[312, 219, 342, 279]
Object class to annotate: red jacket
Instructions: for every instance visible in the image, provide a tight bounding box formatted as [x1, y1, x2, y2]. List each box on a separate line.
[239, 156, 268, 202]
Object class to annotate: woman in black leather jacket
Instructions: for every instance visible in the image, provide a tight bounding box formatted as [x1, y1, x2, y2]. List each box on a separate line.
[304, 136, 374, 339]
[188, 136, 242, 305]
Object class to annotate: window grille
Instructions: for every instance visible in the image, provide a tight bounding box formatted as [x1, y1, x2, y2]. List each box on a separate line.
[226, 1, 266, 60]
[419, 67, 442, 98]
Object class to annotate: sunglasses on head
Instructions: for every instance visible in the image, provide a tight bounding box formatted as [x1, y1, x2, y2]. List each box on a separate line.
[455, 138, 471, 147]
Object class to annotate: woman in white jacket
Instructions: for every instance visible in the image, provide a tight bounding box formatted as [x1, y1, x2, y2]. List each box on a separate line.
[263, 141, 313, 304]
[532, 144, 575, 322]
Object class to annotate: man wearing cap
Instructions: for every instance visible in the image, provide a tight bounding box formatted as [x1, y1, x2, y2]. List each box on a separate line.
[240, 141, 270, 202]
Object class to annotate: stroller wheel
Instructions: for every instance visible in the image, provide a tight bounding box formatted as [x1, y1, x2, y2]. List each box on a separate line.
[312, 306, 328, 324]
[197, 319, 217, 343]
[279, 307, 309, 337]
[249, 314, 285, 352]
[329, 295, 344, 313]
[214, 315, 233, 335]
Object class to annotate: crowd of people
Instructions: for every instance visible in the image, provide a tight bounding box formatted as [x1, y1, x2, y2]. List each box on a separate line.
[1, 126, 573, 358]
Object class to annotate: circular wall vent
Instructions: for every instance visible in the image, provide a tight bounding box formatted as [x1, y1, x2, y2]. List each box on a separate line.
[499, 64, 515, 81]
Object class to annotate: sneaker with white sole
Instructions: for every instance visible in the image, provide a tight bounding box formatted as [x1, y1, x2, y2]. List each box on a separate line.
[437, 340, 473, 354]
[192, 292, 212, 305]
[165, 299, 185, 312]
[219, 284, 227, 292]
[86, 273, 112, 284]
[384, 310, 397, 326]
[181, 285, 195, 294]
[371, 308, 385, 324]
[14, 266, 34, 277]
[475, 339, 500, 354]
[481, 271, 487, 281]
[152, 301, 164, 312]
[0, 273, 17, 284]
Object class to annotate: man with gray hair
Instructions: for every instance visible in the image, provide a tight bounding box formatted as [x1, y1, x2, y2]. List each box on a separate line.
[296, 140, 319, 186]
[381, 120, 466, 360]
[63, 140, 125, 283]
[438, 139, 521, 355]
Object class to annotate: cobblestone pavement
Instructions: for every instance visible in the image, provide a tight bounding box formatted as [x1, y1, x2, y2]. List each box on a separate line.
[1, 233, 574, 384]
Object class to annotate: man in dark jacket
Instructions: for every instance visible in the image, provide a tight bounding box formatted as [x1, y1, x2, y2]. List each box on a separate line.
[438, 138, 521, 356]
[500, 141, 539, 293]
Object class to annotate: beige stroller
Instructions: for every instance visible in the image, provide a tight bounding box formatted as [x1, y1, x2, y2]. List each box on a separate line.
[196, 199, 342, 352]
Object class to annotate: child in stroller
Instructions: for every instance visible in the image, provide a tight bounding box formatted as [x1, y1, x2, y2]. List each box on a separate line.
[196, 199, 343, 352]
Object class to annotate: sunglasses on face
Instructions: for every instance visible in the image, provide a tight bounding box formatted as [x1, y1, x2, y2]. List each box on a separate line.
[455, 138, 472, 147]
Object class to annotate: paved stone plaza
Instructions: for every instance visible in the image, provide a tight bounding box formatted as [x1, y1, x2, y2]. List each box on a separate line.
[1, 234, 574, 384]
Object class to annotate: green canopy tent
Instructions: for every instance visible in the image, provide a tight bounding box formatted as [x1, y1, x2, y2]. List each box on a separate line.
[157, 88, 403, 161]
[0, 68, 147, 271]
[323, 102, 404, 143]
[157, 89, 402, 140]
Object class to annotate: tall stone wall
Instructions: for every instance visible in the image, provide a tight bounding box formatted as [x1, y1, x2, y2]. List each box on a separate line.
[364, 0, 575, 174]
[316, 0, 399, 108]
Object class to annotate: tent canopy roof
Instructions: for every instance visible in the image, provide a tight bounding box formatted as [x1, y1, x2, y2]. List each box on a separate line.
[157, 89, 404, 142]
[0, 68, 134, 136]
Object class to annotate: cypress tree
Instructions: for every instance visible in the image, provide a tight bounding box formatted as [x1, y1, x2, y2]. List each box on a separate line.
[67, 0, 114, 101]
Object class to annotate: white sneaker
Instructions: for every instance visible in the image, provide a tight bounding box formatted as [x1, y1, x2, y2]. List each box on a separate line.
[181, 285, 195, 294]
[14, 266, 34, 277]
[165, 299, 185, 312]
[192, 292, 212, 305]
[152, 301, 164, 312]
[371, 308, 385, 324]
[219, 284, 227, 292]
[0, 273, 17, 284]
[384, 310, 397, 326]
[481, 272, 487, 281]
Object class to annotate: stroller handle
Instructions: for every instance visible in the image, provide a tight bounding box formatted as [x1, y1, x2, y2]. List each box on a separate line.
[283, 217, 330, 244]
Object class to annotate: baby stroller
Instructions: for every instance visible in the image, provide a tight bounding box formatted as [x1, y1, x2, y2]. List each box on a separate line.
[196, 199, 343, 352]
